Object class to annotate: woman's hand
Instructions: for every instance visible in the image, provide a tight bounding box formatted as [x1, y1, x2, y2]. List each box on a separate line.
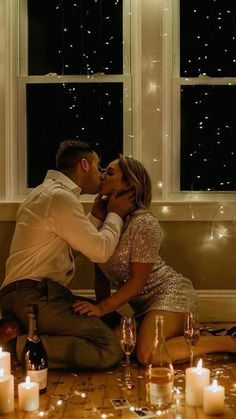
[72, 300, 103, 317]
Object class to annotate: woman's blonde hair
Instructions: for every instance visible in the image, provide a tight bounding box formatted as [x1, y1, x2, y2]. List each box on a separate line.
[118, 155, 152, 209]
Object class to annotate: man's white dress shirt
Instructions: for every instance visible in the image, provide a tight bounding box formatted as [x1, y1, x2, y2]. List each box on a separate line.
[3, 170, 123, 287]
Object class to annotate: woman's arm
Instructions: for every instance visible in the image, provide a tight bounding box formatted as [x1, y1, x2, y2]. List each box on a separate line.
[72, 262, 154, 317]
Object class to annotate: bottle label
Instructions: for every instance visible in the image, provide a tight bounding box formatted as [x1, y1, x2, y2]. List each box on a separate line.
[147, 382, 173, 407]
[27, 368, 48, 390]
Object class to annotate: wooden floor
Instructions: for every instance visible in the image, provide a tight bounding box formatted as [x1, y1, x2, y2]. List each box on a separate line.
[2, 352, 236, 419]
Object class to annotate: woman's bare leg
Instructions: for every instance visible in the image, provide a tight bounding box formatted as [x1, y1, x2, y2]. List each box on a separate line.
[136, 310, 185, 365]
[136, 309, 236, 365]
[167, 334, 236, 363]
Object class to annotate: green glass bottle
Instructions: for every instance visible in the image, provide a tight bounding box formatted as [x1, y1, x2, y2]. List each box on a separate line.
[23, 304, 48, 393]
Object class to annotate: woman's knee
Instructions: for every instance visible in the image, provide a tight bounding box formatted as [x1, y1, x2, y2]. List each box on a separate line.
[136, 343, 151, 366]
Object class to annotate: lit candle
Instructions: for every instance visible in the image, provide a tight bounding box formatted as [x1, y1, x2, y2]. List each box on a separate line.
[185, 359, 210, 406]
[0, 368, 14, 413]
[18, 376, 39, 412]
[203, 379, 225, 415]
[0, 347, 11, 375]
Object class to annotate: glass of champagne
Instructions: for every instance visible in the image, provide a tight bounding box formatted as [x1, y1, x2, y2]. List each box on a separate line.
[120, 316, 136, 389]
[184, 311, 200, 367]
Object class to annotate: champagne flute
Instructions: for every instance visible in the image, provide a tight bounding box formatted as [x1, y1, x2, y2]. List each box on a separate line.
[184, 311, 200, 367]
[120, 316, 136, 388]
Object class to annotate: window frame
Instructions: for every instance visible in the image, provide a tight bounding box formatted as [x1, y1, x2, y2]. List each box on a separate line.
[11, 0, 139, 198]
[169, 0, 236, 202]
[1, 0, 236, 222]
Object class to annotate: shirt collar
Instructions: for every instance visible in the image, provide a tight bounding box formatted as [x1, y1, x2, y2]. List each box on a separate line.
[45, 170, 81, 194]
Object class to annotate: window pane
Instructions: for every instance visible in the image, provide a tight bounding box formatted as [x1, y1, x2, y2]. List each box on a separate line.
[180, 0, 236, 77]
[180, 85, 236, 191]
[28, 0, 123, 75]
[26, 83, 123, 187]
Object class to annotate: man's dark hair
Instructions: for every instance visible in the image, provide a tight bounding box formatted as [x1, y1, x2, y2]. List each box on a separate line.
[56, 140, 95, 174]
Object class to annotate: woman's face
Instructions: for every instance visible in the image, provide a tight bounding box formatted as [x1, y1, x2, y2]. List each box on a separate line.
[100, 159, 128, 195]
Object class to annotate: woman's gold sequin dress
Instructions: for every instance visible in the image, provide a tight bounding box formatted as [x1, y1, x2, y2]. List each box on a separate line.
[99, 210, 199, 317]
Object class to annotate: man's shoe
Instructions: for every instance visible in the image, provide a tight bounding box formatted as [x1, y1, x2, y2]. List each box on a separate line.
[0, 317, 23, 348]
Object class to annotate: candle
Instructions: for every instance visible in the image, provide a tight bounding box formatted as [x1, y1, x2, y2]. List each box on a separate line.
[0, 368, 14, 413]
[185, 359, 210, 406]
[203, 379, 225, 415]
[0, 347, 11, 375]
[18, 376, 39, 412]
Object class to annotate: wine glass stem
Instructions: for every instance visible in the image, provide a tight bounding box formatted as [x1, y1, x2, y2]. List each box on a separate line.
[125, 353, 131, 380]
[190, 347, 194, 367]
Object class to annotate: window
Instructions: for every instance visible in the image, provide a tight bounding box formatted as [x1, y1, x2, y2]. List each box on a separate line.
[18, 0, 133, 192]
[171, 0, 236, 198]
[2, 0, 235, 220]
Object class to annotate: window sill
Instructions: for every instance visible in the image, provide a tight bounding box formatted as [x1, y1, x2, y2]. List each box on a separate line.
[0, 200, 235, 221]
[151, 201, 236, 221]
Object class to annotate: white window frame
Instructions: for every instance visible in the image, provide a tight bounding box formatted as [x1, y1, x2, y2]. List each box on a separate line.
[1, 0, 236, 221]
[169, 0, 236, 203]
[6, 0, 141, 199]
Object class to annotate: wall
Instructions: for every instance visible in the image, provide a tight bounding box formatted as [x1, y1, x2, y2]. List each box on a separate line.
[0, 1, 235, 321]
[1, 218, 235, 290]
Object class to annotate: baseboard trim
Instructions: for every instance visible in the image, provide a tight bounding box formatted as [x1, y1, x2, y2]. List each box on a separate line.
[72, 289, 236, 322]
[197, 290, 236, 322]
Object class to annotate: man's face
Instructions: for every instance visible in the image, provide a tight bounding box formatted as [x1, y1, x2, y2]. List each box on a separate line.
[100, 159, 127, 195]
[84, 152, 101, 194]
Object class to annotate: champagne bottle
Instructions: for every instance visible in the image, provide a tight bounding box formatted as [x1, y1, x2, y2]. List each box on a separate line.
[23, 304, 48, 393]
[145, 315, 174, 411]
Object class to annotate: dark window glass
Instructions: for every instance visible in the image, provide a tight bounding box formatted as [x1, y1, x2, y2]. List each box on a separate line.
[26, 83, 123, 187]
[28, 0, 123, 75]
[180, 0, 236, 77]
[181, 85, 236, 191]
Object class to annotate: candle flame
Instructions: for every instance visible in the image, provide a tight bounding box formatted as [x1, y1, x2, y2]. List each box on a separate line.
[0, 368, 3, 377]
[26, 375, 31, 388]
[212, 379, 218, 388]
[196, 359, 202, 370]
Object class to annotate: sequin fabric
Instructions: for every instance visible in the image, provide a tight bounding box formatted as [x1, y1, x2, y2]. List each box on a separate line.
[99, 210, 199, 317]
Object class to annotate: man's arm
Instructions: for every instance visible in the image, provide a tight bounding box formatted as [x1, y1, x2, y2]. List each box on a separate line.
[48, 189, 133, 263]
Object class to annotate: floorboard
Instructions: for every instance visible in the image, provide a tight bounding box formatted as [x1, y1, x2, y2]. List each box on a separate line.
[1, 324, 236, 418]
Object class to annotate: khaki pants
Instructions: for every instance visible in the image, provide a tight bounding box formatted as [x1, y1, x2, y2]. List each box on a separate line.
[0, 279, 123, 369]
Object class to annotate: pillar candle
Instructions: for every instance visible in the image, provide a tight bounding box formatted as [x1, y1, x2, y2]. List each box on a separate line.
[0, 347, 11, 375]
[203, 379, 225, 415]
[185, 359, 210, 406]
[18, 376, 39, 412]
[0, 368, 14, 414]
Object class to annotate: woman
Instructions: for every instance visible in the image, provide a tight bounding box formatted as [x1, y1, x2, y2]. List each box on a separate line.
[73, 155, 236, 364]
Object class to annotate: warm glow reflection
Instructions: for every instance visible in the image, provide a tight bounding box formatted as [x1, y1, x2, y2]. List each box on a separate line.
[161, 206, 170, 214]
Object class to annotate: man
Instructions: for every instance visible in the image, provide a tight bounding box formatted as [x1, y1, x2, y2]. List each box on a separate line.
[0, 140, 134, 369]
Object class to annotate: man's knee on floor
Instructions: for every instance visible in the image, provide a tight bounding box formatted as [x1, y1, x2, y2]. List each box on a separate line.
[99, 346, 123, 369]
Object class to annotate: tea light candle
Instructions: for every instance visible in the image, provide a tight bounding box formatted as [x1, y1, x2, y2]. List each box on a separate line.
[0, 347, 11, 375]
[185, 359, 210, 406]
[203, 379, 225, 415]
[18, 376, 39, 412]
[0, 368, 14, 413]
